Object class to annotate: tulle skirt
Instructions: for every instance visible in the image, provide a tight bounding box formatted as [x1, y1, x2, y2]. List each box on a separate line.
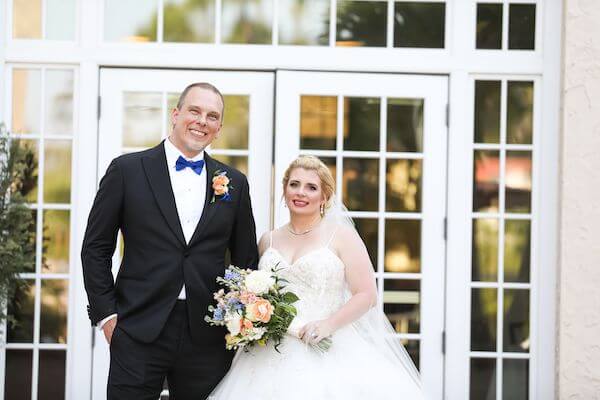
[208, 324, 425, 400]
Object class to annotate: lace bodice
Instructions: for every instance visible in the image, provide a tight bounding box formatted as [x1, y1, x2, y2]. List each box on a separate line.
[258, 246, 346, 328]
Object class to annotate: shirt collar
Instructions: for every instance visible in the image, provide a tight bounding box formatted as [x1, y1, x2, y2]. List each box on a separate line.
[164, 137, 205, 169]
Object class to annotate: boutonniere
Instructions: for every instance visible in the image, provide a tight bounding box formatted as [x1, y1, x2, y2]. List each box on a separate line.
[211, 170, 233, 203]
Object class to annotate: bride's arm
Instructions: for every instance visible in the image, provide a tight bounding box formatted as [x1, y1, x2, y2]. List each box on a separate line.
[299, 226, 377, 343]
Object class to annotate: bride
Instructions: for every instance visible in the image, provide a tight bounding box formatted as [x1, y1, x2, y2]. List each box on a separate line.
[209, 156, 425, 399]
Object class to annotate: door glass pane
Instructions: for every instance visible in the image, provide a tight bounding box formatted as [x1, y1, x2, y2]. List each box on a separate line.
[470, 358, 497, 400]
[354, 218, 378, 269]
[17, 139, 39, 203]
[336, 0, 387, 47]
[164, 0, 215, 43]
[40, 279, 69, 343]
[45, 70, 74, 135]
[507, 81, 534, 144]
[386, 159, 422, 212]
[44, 140, 72, 203]
[509, 4, 536, 50]
[387, 98, 423, 152]
[504, 220, 530, 283]
[342, 158, 378, 211]
[43, 210, 70, 274]
[343, 97, 379, 151]
[503, 289, 530, 353]
[475, 81, 501, 144]
[473, 150, 499, 212]
[503, 359, 529, 400]
[476, 3, 502, 49]
[384, 279, 420, 333]
[7, 280, 35, 342]
[13, 0, 42, 39]
[123, 92, 163, 148]
[166, 92, 180, 135]
[221, 0, 273, 44]
[401, 339, 421, 370]
[38, 350, 66, 400]
[385, 219, 420, 273]
[471, 288, 497, 351]
[46, 0, 76, 40]
[212, 95, 249, 149]
[318, 156, 337, 186]
[505, 151, 531, 213]
[278, 0, 329, 45]
[300, 96, 337, 150]
[394, 2, 445, 48]
[104, 0, 158, 42]
[12, 68, 41, 134]
[211, 155, 248, 175]
[472, 218, 498, 282]
[4, 350, 33, 400]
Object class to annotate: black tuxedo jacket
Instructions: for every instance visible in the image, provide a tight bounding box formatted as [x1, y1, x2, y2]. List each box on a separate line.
[81, 142, 258, 344]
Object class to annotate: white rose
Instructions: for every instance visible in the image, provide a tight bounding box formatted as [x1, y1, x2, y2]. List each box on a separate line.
[225, 313, 242, 336]
[244, 270, 275, 295]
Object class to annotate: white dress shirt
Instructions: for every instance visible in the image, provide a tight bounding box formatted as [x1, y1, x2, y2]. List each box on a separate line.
[99, 138, 207, 329]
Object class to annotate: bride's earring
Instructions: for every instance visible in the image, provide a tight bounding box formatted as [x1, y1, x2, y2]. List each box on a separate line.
[320, 204, 324, 217]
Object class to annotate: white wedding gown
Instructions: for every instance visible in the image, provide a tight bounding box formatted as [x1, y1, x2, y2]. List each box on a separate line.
[209, 243, 425, 399]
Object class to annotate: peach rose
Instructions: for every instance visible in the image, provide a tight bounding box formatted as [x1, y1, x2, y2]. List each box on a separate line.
[239, 291, 258, 305]
[212, 175, 230, 196]
[245, 299, 274, 323]
[241, 318, 254, 333]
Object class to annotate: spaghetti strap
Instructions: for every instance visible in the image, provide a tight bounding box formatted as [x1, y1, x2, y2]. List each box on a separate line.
[326, 226, 338, 248]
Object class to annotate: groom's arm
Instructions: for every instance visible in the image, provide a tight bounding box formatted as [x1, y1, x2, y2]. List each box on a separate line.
[81, 158, 123, 325]
[229, 176, 258, 270]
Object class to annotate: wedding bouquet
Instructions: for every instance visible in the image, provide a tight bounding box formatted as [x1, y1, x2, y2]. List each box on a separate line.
[205, 265, 300, 351]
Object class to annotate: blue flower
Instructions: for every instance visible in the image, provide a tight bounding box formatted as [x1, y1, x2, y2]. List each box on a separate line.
[224, 270, 241, 281]
[213, 308, 224, 321]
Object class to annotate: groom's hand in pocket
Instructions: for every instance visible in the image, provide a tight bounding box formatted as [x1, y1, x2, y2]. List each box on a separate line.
[102, 317, 118, 344]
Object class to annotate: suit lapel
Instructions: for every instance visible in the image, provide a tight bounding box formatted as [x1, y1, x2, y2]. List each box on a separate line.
[141, 142, 186, 247]
[188, 153, 220, 247]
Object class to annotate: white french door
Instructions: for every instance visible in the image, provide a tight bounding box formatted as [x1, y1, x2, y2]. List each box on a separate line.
[91, 68, 274, 400]
[275, 71, 448, 399]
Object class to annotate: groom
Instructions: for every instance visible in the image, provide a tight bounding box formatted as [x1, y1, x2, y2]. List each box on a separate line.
[81, 82, 258, 399]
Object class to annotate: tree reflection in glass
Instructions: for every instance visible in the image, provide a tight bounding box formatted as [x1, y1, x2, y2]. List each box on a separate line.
[123, 92, 162, 149]
[300, 96, 337, 150]
[385, 219, 420, 273]
[474, 80, 501, 144]
[164, 0, 215, 43]
[40, 279, 68, 343]
[470, 358, 496, 400]
[279, 0, 329, 45]
[507, 81, 534, 144]
[106, 0, 158, 42]
[336, 0, 387, 47]
[505, 151, 531, 213]
[7, 280, 35, 343]
[343, 97, 379, 151]
[503, 359, 529, 400]
[43, 140, 72, 204]
[504, 220, 530, 283]
[471, 288, 497, 351]
[213, 95, 249, 150]
[387, 98, 423, 152]
[354, 218, 378, 269]
[342, 158, 378, 211]
[222, 0, 273, 44]
[12, 68, 41, 134]
[472, 218, 498, 282]
[503, 289, 530, 353]
[384, 279, 420, 334]
[386, 159, 422, 212]
[473, 150, 499, 212]
[43, 210, 70, 274]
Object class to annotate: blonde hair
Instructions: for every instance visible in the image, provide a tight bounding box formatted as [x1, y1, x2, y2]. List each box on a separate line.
[282, 156, 335, 210]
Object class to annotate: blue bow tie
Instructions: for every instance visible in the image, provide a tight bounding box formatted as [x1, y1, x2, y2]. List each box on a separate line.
[175, 156, 205, 175]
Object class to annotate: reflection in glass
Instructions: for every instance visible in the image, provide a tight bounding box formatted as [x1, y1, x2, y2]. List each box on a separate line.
[4, 350, 33, 400]
[336, 1, 387, 47]
[503, 289, 530, 353]
[39, 350, 66, 399]
[46, 0, 76, 40]
[509, 4, 536, 50]
[211, 155, 248, 175]
[503, 359, 529, 400]
[470, 358, 496, 400]
[386, 159, 421, 212]
[16, 139, 39, 203]
[104, 0, 158, 42]
[471, 288, 497, 351]
[385, 219, 420, 273]
[12, 68, 41, 134]
[319, 157, 337, 186]
[472, 218, 498, 282]
[342, 158, 378, 211]
[40, 279, 69, 343]
[394, 2, 445, 48]
[473, 150, 499, 212]
[384, 279, 420, 333]
[213, 95, 249, 149]
[13, 0, 42, 39]
[164, 0, 215, 43]
[45, 70, 74, 135]
[44, 140, 72, 203]
[300, 96, 337, 150]
[123, 92, 162, 148]
[387, 98, 423, 152]
[343, 97, 379, 151]
[222, 0, 273, 44]
[354, 218, 378, 269]
[505, 151, 532, 213]
[279, 0, 329, 45]
[504, 220, 531, 283]
[507, 81, 534, 144]
[476, 3, 502, 49]
[166, 92, 180, 135]
[475, 80, 501, 143]
[400, 339, 420, 370]
[43, 210, 70, 273]
[7, 280, 35, 342]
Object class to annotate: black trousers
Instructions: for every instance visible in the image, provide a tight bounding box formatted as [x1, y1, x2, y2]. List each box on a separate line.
[107, 301, 234, 400]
